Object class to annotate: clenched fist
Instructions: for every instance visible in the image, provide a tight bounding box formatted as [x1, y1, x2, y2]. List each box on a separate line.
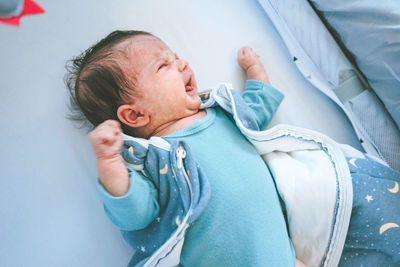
[89, 120, 129, 196]
[237, 46, 270, 84]
[89, 120, 123, 161]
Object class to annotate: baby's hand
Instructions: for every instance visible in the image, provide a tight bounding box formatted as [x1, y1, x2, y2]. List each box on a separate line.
[89, 120, 129, 196]
[89, 120, 123, 161]
[237, 46, 260, 70]
[237, 46, 270, 84]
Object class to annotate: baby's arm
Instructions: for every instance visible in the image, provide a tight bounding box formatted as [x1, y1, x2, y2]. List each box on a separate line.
[89, 120, 129, 196]
[237, 46, 283, 130]
[237, 46, 270, 84]
[90, 120, 159, 230]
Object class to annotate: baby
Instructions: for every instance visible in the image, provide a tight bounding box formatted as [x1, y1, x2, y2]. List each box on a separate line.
[66, 30, 400, 266]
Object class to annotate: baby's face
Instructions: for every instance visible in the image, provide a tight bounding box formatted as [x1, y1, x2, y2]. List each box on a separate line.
[122, 35, 201, 130]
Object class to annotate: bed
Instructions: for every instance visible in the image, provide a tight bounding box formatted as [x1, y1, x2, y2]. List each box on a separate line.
[0, 0, 396, 266]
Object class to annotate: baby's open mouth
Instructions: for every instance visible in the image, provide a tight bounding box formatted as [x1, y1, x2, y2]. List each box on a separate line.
[185, 77, 195, 95]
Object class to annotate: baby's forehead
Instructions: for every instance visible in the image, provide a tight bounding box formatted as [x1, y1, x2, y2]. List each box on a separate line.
[123, 35, 171, 56]
[116, 35, 173, 79]
[125, 36, 175, 67]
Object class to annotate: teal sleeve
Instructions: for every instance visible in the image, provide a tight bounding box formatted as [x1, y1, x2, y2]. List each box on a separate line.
[242, 79, 284, 130]
[97, 167, 160, 231]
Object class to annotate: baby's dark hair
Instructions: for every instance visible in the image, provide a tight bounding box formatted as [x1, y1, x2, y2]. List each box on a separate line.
[65, 30, 153, 133]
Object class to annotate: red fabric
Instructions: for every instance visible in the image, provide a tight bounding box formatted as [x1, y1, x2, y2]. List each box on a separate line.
[0, 0, 45, 26]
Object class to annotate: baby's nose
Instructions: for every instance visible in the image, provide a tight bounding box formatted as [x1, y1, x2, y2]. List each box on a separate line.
[177, 59, 188, 72]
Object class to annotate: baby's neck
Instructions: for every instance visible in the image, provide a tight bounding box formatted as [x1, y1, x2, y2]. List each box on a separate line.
[150, 110, 207, 137]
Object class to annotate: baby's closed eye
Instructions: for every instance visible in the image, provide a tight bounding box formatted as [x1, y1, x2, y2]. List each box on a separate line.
[158, 63, 168, 71]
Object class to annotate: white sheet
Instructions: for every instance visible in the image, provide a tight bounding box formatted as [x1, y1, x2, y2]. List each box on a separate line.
[0, 0, 362, 266]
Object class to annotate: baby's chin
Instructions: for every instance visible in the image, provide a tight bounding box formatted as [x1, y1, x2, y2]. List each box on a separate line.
[186, 94, 202, 111]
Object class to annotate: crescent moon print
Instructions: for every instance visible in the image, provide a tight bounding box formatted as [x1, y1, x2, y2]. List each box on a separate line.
[175, 216, 181, 227]
[379, 222, 400, 235]
[349, 158, 358, 168]
[159, 164, 169, 175]
[387, 181, 399, 194]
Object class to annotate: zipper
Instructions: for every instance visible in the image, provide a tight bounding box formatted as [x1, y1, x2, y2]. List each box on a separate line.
[144, 145, 193, 267]
[176, 145, 193, 217]
[176, 145, 186, 169]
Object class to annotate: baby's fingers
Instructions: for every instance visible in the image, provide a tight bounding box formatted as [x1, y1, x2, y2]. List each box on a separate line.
[90, 120, 122, 145]
[101, 120, 122, 132]
[98, 130, 120, 146]
[238, 46, 256, 56]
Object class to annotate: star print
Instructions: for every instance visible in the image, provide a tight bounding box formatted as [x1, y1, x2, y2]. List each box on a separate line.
[141, 246, 146, 252]
[365, 195, 374, 202]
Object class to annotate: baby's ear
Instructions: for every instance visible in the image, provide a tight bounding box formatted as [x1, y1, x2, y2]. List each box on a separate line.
[117, 104, 150, 128]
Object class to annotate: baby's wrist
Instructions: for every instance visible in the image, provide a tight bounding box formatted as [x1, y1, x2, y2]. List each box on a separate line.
[96, 153, 123, 164]
[246, 64, 270, 84]
[97, 155, 130, 196]
[97, 154, 126, 178]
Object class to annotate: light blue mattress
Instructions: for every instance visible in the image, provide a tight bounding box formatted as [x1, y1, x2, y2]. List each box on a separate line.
[0, 0, 365, 266]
